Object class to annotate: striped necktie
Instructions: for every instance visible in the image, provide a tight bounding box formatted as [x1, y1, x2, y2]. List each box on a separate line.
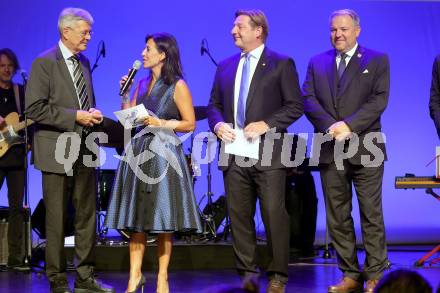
[69, 55, 91, 110]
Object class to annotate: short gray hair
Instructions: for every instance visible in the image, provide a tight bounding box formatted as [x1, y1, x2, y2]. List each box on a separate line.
[58, 7, 94, 34]
[329, 9, 360, 27]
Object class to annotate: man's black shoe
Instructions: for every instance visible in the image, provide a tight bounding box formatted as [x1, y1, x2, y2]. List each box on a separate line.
[8, 263, 31, 272]
[50, 278, 72, 293]
[74, 276, 115, 293]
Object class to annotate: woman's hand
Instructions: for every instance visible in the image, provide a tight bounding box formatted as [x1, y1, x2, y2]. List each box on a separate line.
[143, 116, 162, 127]
[119, 75, 134, 96]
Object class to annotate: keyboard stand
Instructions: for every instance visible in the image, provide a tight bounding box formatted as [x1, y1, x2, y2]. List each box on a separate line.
[414, 188, 440, 266]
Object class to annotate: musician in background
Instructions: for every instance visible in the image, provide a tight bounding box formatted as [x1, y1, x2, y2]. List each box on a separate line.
[429, 54, 440, 137]
[0, 48, 26, 270]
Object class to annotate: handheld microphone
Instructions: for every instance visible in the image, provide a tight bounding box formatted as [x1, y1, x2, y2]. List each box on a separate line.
[119, 60, 141, 96]
[101, 41, 106, 58]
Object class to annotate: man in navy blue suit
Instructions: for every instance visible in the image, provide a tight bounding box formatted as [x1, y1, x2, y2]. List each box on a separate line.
[303, 9, 390, 293]
[207, 9, 303, 293]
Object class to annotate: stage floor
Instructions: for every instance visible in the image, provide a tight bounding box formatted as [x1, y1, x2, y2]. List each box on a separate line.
[0, 248, 439, 292]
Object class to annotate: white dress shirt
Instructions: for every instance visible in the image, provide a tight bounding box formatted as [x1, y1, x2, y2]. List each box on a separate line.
[58, 40, 83, 107]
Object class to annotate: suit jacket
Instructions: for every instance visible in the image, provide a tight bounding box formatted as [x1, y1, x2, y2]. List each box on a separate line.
[429, 54, 440, 138]
[303, 46, 390, 165]
[25, 45, 96, 174]
[207, 47, 303, 170]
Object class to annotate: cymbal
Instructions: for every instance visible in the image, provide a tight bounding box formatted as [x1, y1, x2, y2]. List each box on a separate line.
[194, 105, 208, 121]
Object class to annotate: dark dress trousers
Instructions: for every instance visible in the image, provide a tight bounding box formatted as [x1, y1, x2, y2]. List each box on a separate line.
[25, 45, 97, 281]
[303, 45, 390, 281]
[207, 47, 303, 280]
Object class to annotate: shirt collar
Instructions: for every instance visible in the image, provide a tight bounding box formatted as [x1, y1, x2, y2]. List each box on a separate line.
[241, 44, 265, 60]
[58, 40, 75, 61]
[338, 43, 358, 59]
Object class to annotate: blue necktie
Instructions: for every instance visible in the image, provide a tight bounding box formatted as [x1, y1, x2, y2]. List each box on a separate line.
[236, 53, 251, 129]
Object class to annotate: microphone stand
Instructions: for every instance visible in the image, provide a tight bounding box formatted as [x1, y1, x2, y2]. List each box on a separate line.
[21, 74, 34, 271]
[201, 39, 218, 67]
[91, 40, 105, 74]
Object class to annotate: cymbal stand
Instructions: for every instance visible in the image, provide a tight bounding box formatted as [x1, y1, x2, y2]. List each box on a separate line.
[197, 135, 217, 241]
[96, 169, 109, 244]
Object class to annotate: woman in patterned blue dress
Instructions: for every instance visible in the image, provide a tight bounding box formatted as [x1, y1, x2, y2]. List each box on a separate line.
[105, 33, 202, 293]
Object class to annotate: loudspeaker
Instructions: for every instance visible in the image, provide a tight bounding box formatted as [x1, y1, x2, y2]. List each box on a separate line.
[0, 207, 25, 265]
[286, 170, 318, 255]
[202, 195, 227, 232]
[31, 198, 75, 239]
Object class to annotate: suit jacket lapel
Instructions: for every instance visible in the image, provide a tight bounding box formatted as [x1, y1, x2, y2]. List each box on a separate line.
[227, 54, 241, 121]
[338, 46, 363, 96]
[326, 51, 337, 102]
[56, 47, 81, 109]
[245, 47, 271, 115]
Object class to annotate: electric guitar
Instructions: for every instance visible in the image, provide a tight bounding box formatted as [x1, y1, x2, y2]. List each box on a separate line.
[0, 112, 34, 158]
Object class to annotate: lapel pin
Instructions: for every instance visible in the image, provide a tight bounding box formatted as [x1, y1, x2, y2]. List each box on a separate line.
[262, 63, 266, 66]
[357, 53, 362, 58]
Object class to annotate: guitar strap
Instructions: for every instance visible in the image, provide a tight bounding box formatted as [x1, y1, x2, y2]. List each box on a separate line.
[13, 83, 22, 115]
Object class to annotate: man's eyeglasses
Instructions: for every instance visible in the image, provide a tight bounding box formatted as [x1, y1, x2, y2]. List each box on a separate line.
[68, 27, 93, 38]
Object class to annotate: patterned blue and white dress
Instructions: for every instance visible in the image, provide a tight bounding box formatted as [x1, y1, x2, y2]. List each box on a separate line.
[105, 78, 202, 234]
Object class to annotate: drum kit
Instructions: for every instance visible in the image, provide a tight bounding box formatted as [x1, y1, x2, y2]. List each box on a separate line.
[96, 106, 229, 244]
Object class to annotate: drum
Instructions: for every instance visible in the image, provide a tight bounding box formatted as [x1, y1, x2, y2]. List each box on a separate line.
[96, 169, 116, 211]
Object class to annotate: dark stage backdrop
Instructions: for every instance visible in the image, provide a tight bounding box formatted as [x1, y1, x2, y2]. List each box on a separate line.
[2, 0, 440, 244]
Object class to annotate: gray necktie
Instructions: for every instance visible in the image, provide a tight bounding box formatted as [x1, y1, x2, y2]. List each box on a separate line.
[337, 53, 348, 78]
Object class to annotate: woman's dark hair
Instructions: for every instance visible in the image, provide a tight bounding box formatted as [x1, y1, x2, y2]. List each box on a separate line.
[145, 33, 183, 85]
[0, 48, 20, 74]
[375, 269, 432, 293]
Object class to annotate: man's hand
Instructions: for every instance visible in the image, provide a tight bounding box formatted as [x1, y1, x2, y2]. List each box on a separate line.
[244, 121, 269, 140]
[328, 121, 352, 141]
[216, 122, 236, 142]
[76, 108, 103, 127]
[89, 108, 104, 124]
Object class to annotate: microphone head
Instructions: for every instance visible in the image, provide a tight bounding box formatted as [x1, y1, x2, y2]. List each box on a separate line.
[133, 60, 142, 70]
[18, 69, 28, 79]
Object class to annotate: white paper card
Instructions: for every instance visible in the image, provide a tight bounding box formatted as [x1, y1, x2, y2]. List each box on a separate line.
[225, 129, 260, 160]
[114, 104, 149, 129]
[436, 146, 440, 179]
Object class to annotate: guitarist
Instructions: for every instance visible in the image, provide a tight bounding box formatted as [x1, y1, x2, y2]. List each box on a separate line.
[0, 48, 26, 270]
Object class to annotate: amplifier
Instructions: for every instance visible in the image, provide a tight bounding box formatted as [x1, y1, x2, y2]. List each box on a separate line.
[0, 208, 9, 265]
[0, 207, 26, 265]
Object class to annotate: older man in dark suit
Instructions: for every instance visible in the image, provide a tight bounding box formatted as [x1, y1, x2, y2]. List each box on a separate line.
[207, 9, 303, 293]
[303, 9, 390, 293]
[25, 7, 113, 293]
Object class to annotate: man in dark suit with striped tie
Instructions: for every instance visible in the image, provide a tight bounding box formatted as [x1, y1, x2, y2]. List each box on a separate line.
[25, 7, 114, 293]
[303, 9, 389, 293]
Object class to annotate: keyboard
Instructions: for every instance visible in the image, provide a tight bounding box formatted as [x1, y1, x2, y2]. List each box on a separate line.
[395, 175, 440, 189]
